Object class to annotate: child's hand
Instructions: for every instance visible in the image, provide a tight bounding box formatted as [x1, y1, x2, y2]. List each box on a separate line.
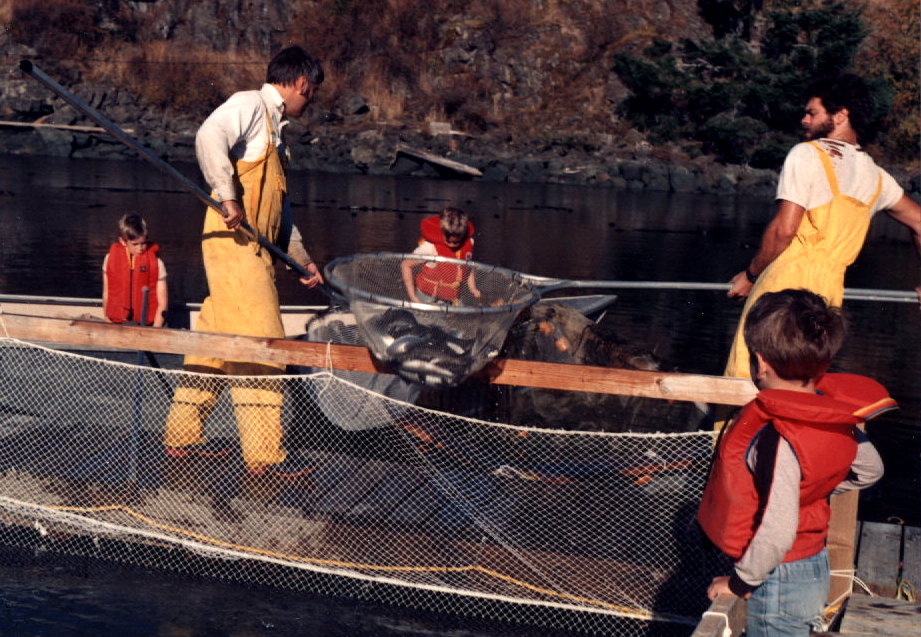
[706, 576, 733, 600]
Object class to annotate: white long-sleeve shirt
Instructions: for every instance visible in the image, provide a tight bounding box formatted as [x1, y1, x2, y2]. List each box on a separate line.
[194, 84, 311, 265]
[195, 84, 288, 203]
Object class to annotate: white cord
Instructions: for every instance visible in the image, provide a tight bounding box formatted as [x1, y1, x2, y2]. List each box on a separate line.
[701, 611, 733, 637]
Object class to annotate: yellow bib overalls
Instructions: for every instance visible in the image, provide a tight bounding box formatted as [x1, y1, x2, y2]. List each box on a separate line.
[165, 109, 289, 469]
[724, 142, 882, 379]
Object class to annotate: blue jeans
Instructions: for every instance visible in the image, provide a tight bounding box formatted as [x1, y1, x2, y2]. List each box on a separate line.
[745, 548, 829, 637]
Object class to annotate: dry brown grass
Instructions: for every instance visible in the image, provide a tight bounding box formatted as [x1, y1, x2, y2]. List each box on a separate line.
[112, 42, 263, 113]
[360, 63, 407, 123]
[0, 1, 13, 27]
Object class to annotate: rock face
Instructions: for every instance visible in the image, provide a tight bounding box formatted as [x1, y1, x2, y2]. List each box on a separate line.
[1, 1, 917, 195]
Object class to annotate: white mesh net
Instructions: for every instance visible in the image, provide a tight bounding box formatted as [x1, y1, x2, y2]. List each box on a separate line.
[0, 337, 721, 635]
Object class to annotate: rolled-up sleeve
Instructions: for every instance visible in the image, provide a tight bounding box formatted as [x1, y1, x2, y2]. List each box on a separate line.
[832, 429, 884, 495]
[195, 93, 264, 203]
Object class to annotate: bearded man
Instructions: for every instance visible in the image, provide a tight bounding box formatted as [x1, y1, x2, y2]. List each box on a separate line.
[723, 73, 921, 378]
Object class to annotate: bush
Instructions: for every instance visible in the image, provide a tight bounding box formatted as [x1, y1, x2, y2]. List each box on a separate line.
[612, 0, 890, 167]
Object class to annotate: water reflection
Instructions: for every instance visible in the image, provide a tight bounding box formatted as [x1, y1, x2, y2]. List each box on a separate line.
[0, 154, 917, 522]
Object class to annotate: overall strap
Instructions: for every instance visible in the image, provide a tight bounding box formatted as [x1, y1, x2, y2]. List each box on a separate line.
[810, 141, 840, 196]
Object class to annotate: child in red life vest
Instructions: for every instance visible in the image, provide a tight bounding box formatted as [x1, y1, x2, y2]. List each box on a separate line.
[401, 207, 481, 304]
[698, 289, 893, 637]
[102, 213, 169, 327]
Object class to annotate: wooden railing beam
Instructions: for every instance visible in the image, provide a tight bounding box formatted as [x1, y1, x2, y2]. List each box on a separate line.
[0, 313, 757, 406]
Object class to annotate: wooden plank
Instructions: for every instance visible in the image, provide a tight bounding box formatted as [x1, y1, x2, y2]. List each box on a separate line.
[690, 593, 746, 637]
[482, 358, 757, 406]
[827, 490, 860, 613]
[0, 312, 758, 405]
[0, 120, 135, 134]
[856, 521, 903, 598]
[394, 143, 483, 177]
[0, 297, 322, 337]
[0, 312, 385, 372]
[905, 526, 921, 600]
[838, 594, 921, 635]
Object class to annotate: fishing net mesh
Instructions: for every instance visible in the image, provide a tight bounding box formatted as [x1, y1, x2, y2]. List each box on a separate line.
[325, 253, 539, 387]
[0, 338, 721, 636]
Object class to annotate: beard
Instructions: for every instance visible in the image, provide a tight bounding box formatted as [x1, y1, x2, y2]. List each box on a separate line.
[804, 115, 835, 140]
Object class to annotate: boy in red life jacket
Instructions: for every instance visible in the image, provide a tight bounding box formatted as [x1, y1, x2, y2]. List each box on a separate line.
[102, 214, 169, 327]
[698, 289, 894, 637]
[401, 207, 481, 305]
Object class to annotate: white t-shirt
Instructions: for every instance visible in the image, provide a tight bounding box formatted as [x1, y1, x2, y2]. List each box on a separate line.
[776, 139, 903, 214]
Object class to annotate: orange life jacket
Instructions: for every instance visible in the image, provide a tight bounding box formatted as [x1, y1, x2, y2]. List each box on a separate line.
[414, 215, 474, 302]
[697, 373, 896, 562]
[105, 242, 160, 325]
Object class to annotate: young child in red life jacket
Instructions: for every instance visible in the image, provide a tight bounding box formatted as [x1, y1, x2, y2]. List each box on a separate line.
[698, 289, 894, 637]
[401, 207, 481, 305]
[102, 213, 169, 327]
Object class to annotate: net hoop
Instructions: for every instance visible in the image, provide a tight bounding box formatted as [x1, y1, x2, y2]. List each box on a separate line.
[324, 252, 540, 316]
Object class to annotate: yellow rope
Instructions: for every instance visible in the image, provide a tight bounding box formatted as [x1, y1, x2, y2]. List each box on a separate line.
[49, 502, 651, 617]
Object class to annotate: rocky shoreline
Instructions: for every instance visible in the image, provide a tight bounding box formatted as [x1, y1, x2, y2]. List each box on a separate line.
[5, 104, 919, 200]
[2, 46, 918, 198]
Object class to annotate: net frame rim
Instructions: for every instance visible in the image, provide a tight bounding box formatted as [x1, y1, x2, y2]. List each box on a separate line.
[324, 252, 541, 316]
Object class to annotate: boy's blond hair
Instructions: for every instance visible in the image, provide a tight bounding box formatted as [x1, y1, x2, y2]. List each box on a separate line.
[118, 214, 148, 241]
[439, 207, 469, 237]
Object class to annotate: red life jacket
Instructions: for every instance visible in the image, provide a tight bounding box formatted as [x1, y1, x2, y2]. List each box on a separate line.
[104, 242, 160, 325]
[414, 215, 475, 302]
[698, 373, 896, 562]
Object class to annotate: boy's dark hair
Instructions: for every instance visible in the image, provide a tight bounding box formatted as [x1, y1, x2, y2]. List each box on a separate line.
[805, 73, 877, 144]
[439, 207, 469, 237]
[118, 214, 148, 240]
[744, 289, 846, 384]
[266, 46, 324, 86]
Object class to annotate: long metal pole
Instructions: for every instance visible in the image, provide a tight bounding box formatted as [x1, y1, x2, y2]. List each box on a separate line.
[521, 277, 918, 304]
[19, 59, 318, 286]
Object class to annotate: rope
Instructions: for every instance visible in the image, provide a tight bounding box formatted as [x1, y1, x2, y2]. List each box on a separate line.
[700, 610, 733, 637]
[37, 500, 652, 617]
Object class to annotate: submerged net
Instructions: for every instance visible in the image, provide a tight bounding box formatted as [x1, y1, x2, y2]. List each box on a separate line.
[0, 337, 721, 635]
[325, 253, 539, 387]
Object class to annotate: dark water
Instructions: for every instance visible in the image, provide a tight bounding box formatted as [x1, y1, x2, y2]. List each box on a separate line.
[0, 155, 918, 634]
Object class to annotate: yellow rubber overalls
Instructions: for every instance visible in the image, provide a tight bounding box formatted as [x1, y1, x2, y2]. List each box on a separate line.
[724, 142, 882, 379]
[165, 108, 289, 469]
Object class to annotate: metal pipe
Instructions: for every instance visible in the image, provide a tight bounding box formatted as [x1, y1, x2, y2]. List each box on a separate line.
[522, 276, 918, 304]
[19, 59, 326, 292]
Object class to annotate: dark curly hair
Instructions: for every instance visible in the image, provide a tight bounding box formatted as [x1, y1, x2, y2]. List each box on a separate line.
[805, 73, 878, 145]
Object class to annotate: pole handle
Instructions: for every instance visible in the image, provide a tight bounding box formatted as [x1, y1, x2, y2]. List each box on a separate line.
[20, 59, 332, 297]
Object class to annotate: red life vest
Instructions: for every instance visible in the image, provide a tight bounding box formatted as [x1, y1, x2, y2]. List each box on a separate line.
[414, 215, 475, 302]
[104, 242, 160, 325]
[698, 373, 896, 562]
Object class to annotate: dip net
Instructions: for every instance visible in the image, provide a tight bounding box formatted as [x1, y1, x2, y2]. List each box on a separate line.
[324, 253, 540, 387]
[0, 338, 721, 636]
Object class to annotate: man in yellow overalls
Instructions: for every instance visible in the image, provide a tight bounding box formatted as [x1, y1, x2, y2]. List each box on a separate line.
[724, 73, 921, 379]
[164, 46, 325, 476]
